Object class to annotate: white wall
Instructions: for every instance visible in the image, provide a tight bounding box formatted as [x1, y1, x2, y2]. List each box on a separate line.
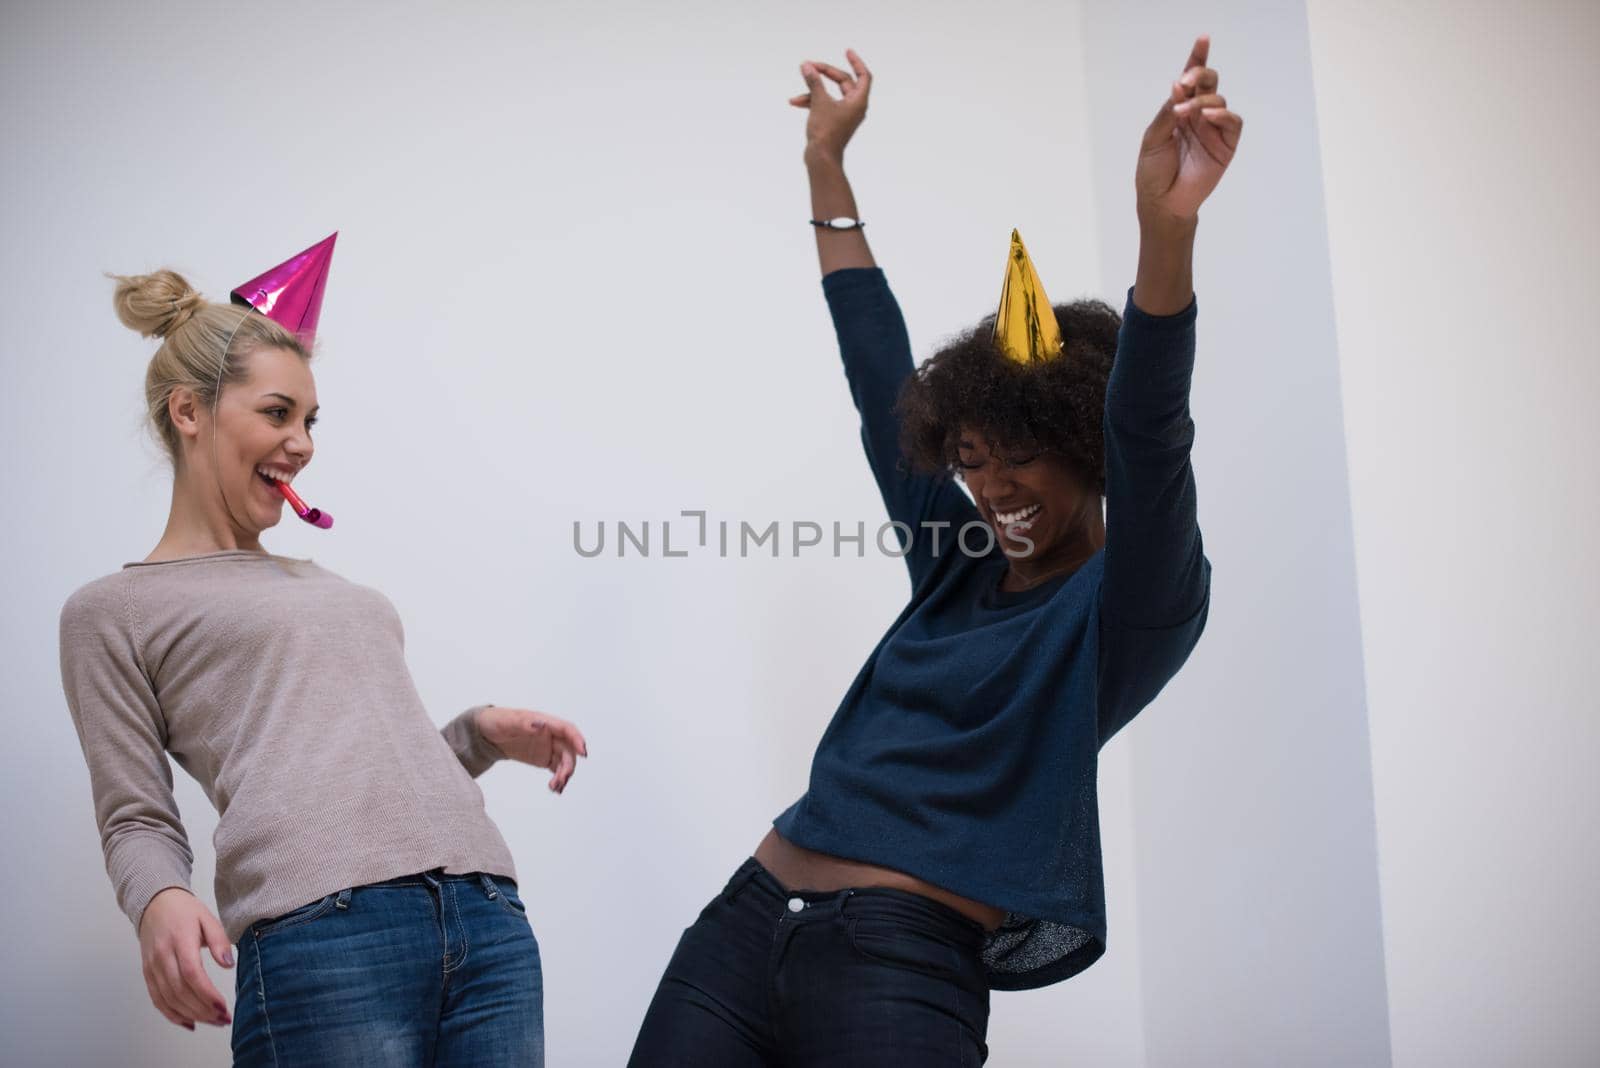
[6, 1, 1592, 1065]
[1082, 2, 1392, 1063]
[1308, 2, 1600, 1064]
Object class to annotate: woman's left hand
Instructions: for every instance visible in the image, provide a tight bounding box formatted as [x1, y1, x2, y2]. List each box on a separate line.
[475, 705, 589, 793]
[1135, 34, 1244, 223]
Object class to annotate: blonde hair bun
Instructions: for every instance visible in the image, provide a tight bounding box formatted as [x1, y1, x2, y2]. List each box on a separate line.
[112, 269, 206, 339]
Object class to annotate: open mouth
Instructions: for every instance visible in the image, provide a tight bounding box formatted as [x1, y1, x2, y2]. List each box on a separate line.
[254, 464, 295, 500]
[255, 464, 295, 482]
[993, 503, 1042, 534]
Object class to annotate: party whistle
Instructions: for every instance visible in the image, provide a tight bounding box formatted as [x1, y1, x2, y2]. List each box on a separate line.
[273, 478, 333, 529]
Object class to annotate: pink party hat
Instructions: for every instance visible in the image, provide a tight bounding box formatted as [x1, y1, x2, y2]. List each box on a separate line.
[230, 232, 337, 345]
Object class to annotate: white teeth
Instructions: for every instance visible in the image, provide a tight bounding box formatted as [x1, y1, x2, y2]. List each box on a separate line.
[255, 465, 295, 484]
[995, 504, 1042, 525]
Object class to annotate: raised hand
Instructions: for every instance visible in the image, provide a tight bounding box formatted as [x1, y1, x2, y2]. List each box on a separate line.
[476, 705, 589, 794]
[789, 49, 873, 165]
[1135, 35, 1244, 223]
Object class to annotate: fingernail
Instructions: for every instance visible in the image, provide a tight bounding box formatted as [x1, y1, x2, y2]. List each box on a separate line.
[222, 950, 235, 966]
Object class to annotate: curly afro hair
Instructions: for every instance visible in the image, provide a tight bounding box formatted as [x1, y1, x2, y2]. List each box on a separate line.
[897, 299, 1122, 495]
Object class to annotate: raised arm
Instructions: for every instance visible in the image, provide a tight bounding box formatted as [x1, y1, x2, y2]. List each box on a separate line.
[1129, 34, 1239, 315]
[790, 51, 978, 590]
[790, 49, 876, 276]
[1098, 35, 1242, 744]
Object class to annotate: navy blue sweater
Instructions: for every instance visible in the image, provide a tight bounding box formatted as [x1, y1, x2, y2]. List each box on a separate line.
[771, 267, 1211, 990]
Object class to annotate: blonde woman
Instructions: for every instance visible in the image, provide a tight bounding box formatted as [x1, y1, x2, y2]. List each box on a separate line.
[59, 255, 585, 1066]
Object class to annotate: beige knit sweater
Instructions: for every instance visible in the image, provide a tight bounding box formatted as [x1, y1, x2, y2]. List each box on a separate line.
[57, 549, 518, 945]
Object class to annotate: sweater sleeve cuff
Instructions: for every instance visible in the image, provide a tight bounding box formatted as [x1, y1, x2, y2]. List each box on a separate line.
[1122, 286, 1198, 332]
[120, 859, 193, 937]
[821, 265, 887, 299]
[442, 705, 507, 779]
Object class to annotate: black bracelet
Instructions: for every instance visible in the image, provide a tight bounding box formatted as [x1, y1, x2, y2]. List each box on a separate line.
[810, 217, 866, 231]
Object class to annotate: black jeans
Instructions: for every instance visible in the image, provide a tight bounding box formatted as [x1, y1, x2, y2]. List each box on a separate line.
[628, 856, 990, 1066]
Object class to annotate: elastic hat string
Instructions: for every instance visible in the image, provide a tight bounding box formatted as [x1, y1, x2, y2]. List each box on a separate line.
[207, 306, 259, 543]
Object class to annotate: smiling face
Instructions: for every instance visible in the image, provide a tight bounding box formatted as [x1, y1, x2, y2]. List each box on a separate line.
[954, 425, 1100, 564]
[174, 345, 320, 536]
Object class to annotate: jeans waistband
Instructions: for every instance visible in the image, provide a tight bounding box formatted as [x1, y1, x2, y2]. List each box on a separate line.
[722, 855, 989, 947]
[362, 868, 511, 895]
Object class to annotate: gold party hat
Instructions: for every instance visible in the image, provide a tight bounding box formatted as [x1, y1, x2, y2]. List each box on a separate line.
[992, 229, 1063, 364]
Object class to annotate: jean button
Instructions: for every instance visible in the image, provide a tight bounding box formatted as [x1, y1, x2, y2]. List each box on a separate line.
[787, 897, 804, 913]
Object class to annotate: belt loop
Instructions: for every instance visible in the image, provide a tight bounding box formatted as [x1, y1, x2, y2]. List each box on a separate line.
[421, 869, 441, 890]
[335, 887, 352, 910]
[478, 872, 499, 900]
[722, 862, 759, 905]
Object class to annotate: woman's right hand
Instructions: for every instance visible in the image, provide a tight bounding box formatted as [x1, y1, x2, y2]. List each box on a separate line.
[138, 887, 234, 1030]
[789, 49, 873, 165]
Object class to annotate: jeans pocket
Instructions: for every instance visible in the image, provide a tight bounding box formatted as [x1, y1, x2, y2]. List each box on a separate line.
[253, 891, 342, 940]
[489, 875, 529, 917]
[845, 915, 961, 980]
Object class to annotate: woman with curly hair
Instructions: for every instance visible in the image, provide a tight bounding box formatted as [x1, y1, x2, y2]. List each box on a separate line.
[630, 34, 1241, 1065]
[58, 241, 586, 1065]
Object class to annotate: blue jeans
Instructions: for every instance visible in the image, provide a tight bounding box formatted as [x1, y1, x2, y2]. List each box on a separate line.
[628, 857, 991, 1066]
[231, 868, 543, 1067]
